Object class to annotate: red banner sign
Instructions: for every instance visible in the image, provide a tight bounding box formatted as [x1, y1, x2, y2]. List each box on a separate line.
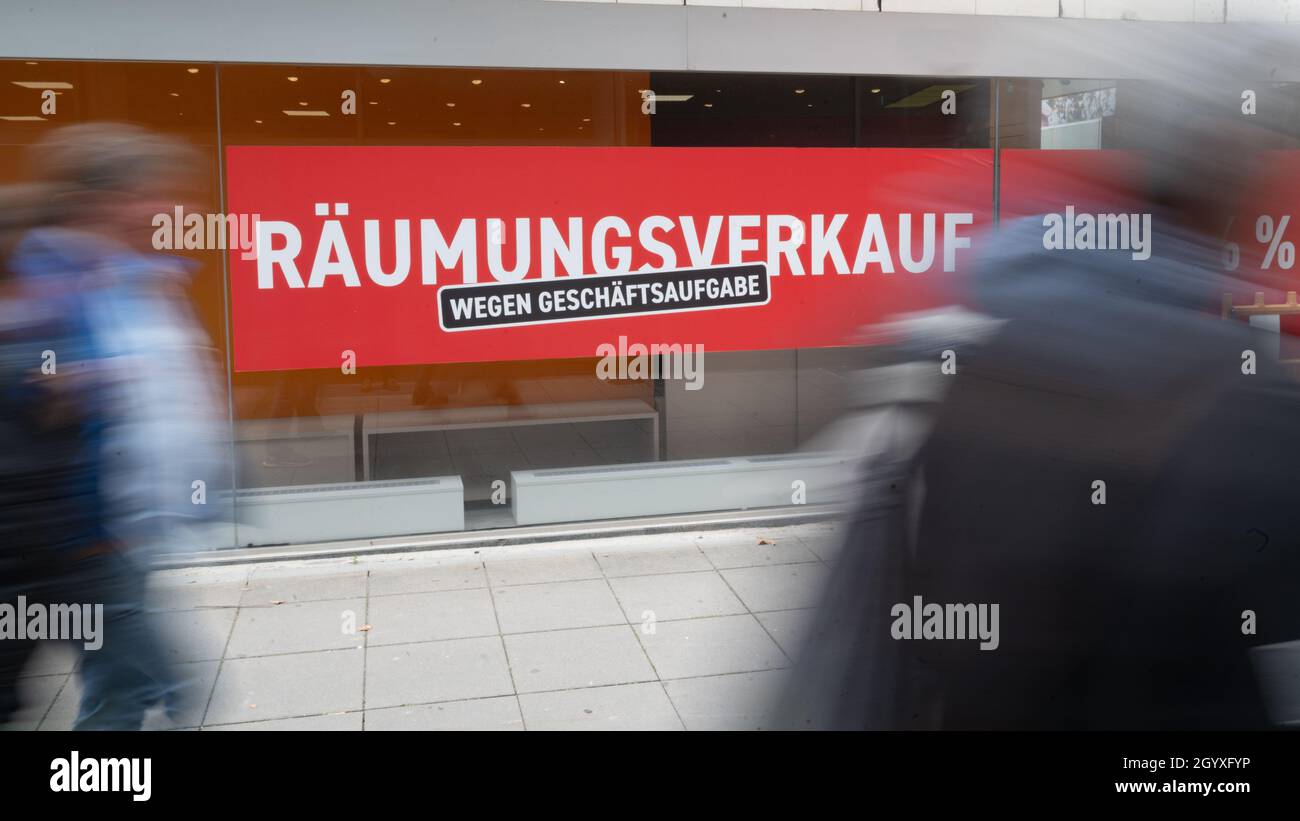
[225, 146, 994, 372]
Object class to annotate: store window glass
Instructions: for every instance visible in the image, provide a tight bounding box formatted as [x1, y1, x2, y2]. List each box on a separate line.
[1, 60, 998, 548]
[219, 65, 659, 543]
[9, 60, 1300, 548]
[0, 59, 224, 364]
[0, 58, 234, 551]
[213, 68, 997, 544]
[648, 74, 994, 467]
[995, 78, 1134, 223]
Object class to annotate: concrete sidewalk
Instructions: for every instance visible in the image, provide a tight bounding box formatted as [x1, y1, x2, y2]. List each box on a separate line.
[8, 520, 844, 731]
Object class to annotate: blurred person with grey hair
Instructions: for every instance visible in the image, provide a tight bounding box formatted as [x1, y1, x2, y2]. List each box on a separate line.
[23, 124, 232, 557]
[777, 81, 1300, 730]
[0, 123, 229, 729]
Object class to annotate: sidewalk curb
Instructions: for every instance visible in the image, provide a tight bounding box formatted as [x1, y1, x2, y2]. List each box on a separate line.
[154, 504, 846, 570]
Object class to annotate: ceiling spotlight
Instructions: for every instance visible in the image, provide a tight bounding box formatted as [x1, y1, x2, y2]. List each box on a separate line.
[387, 121, 396, 125]
[11, 81, 73, 90]
[298, 101, 309, 106]
[187, 68, 200, 74]
[521, 103, 531, 108]
[795, 88, 806, 94]
[871, 88, 881, 94]
[287, 76, 298, 82]
[582, 117, 591, 122]
[446, 102, 455, 107]
[254, 119, 263, 124]
[453, 121, 461, 126]
[169, 92, 180, 97]
[704, 103, 713, 108]
[380, 78, 392, 84]
[558, 79, 566, 85]
[471, 79, 483, 85]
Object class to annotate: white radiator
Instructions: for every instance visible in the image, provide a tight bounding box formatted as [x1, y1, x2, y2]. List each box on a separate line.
[233, 476, 464, 546]
[511, 453, 857, 526]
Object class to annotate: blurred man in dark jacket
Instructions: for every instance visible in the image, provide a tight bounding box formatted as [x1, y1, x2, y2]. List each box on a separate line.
[778, 84, 1300, 730]
[903, 220, 1300, 730]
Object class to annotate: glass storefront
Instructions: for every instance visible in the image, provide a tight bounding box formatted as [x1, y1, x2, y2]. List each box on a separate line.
[3, 60, 1297, 548]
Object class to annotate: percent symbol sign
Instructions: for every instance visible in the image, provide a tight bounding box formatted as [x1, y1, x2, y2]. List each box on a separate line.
[1257, 215, 1296, 270]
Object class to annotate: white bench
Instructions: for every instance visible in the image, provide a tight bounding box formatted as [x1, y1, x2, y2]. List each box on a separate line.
[361, 398, 660, 481]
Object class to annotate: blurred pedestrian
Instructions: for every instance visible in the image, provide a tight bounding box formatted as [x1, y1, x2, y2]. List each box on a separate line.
[0, 123, 229, 729]
[777, 85, 1300, 729]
